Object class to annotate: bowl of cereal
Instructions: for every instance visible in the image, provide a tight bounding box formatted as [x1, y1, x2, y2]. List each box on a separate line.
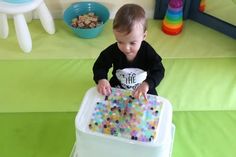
[63, 2, 110, 39]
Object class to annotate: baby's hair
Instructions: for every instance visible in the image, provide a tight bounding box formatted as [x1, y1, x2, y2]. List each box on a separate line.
[113, 4, 147, 34]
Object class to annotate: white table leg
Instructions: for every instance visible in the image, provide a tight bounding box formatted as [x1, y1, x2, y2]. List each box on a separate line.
[0, 13, 9, 39]
[37, 2, 55, 34]
[14, 14, 32, 53]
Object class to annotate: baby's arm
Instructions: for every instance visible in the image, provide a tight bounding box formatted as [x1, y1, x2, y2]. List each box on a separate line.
[97, 79, 112, 96]
[93, 47, 113, 96]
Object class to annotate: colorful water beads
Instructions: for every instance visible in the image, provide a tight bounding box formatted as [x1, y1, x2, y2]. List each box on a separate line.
[89, 88, 163, 142]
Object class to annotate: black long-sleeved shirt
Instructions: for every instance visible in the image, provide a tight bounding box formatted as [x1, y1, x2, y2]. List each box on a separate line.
[93, 41, 165, 95]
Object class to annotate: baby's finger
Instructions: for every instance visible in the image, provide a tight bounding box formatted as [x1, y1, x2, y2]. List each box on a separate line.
[105, 87, 112, 95]
[133, 90, 141, 99]
[143, 93, 148, 101]
[102, 87, 108, 96]
[98, 87, 103, 95]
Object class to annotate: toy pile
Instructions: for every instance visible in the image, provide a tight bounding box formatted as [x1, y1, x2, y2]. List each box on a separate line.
[162, 0, 183, 35]
[71, 12, 102, 29]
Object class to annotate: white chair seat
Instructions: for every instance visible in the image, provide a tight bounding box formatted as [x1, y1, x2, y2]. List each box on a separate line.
[0, 0, 55, 53]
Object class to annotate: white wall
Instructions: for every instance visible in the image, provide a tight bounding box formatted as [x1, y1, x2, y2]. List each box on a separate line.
[44, 0, 156, 19]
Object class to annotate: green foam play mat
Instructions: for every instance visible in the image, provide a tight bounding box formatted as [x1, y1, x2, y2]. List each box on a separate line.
[0, 20, 235, 60]
[0, 58, 235, 112]
[0, 18, 235, 157]
[0, 111, 235, 157]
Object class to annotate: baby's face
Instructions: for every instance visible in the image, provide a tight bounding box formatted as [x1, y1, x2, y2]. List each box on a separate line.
[113, 22, 147, 61]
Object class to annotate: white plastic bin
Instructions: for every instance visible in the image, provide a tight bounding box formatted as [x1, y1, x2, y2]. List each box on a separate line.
[71, 87, 175, 157]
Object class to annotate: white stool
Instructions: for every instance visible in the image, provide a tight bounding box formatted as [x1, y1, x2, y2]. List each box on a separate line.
[0, 0, 55, 53]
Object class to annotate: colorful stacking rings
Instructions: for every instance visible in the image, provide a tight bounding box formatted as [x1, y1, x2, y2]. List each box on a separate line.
[162, 0, 183, 35]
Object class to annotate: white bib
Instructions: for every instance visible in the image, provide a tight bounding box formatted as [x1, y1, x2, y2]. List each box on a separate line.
[116, 68, 147, 90]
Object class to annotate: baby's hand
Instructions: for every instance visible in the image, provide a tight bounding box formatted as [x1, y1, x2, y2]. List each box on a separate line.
[133, 82, 149, 100]
[97, 79, 112, 96]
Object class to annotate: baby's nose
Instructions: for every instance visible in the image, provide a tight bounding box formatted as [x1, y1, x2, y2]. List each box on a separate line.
[124, 45, 131, 52]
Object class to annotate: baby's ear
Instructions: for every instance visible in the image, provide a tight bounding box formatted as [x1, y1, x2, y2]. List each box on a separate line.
[144, 31, 148, 39]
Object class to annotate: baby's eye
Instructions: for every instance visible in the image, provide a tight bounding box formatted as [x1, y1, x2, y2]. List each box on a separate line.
[130, 42, 136, 45]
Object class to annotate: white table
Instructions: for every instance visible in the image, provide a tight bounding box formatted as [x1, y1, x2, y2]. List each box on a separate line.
[0, 0, 55, 53]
